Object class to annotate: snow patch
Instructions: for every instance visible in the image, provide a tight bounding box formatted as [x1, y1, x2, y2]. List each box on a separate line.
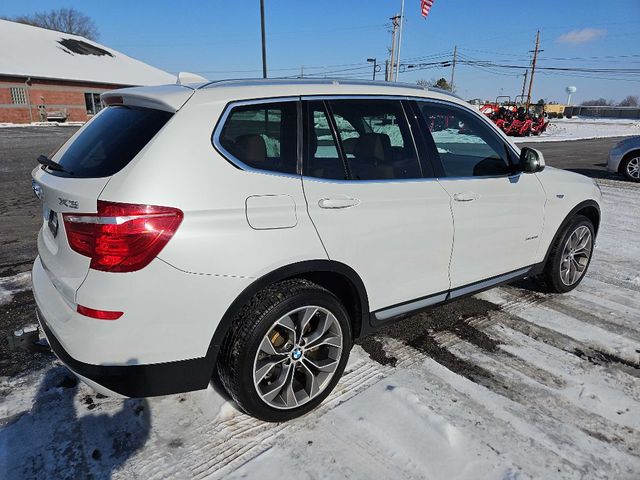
[513, 117, 640, 143]
[0, 272, 31, 305]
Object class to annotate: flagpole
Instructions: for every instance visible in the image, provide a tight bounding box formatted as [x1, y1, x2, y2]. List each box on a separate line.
[394, 0, 405, 81]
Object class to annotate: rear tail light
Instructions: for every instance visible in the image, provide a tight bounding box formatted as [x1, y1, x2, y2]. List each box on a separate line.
[77, 305, 123, 320]
[63, 201, 183, 272]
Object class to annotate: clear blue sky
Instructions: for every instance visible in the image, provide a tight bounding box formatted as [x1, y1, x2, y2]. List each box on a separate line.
[2, 0, 639, 103]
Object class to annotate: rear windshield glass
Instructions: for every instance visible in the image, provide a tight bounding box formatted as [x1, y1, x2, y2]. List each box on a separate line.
[50, 106, 172, 178]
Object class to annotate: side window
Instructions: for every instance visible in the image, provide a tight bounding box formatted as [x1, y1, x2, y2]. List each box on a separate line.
[328, 99, 421, 180]
[305, 101, 347, 180]
[218, 101, 298, 175]
[418, 102, 512, 177]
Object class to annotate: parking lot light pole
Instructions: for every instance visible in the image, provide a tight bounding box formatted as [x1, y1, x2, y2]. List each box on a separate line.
[367, 58, 377, 80]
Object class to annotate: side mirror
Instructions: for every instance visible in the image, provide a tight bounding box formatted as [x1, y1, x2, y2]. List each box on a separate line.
[519, 147, 545, 173]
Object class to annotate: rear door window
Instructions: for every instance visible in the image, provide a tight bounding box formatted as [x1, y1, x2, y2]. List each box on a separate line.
[51, 106, 172, 178]
[327, 99, 421, 180]
[217, 101, 298, 175]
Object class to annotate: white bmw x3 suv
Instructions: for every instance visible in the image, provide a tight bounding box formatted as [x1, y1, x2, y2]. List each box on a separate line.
[31, 79, 602, 421]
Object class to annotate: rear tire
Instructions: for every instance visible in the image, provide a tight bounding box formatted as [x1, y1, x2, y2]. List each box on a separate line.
[217, 279, 352, 422]
[620, 153, 640, 182]
[542, 215, 594, 293]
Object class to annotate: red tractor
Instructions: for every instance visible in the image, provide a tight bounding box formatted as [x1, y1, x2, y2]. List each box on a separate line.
[480, 96, 548, 137]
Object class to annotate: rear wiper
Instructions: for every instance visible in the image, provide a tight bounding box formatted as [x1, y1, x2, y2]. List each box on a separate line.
[37, 155, 73, 175]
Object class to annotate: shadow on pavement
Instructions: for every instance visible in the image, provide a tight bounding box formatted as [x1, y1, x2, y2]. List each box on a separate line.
[0, 366, 151, 480]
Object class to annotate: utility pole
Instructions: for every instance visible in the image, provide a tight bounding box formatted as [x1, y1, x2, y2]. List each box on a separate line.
[367, 58, 377, 81]
[394, 0, 405, 81]
[300, 65, 304, 78]
[389, 15, 400, 81]
[260, 0, 267, 78]
[450, 45, 457, 92]
[385, 60, 390, 82]
[520, 69, 528, 98]
[526, 30, 540, 110]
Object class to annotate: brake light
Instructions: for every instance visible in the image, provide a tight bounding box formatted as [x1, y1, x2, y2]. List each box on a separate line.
[103, 95, 124, 106]
[77, 305, 123, 320]
[63, 201, 183, 272]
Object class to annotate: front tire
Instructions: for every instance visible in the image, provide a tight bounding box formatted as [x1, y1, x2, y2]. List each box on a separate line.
[620, 153, 640, 182]
[217, 279, 352, 422]
[543, 215, 595, 293]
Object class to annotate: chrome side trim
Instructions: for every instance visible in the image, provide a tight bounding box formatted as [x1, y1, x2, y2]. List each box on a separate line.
[448, 267, 530, 299]
[374, 293, 448, 322]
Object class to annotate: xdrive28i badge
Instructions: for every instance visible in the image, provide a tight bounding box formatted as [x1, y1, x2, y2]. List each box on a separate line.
[58, 197, 79, 209]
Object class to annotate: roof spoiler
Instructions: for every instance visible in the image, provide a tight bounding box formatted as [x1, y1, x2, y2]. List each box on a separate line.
[101, 85, 196, 113]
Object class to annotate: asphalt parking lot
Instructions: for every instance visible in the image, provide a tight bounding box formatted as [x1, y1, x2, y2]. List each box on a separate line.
[1, 126, 639, 479]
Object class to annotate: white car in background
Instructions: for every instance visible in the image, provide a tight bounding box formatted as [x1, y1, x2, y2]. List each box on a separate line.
[609, 136, 640, 182]
[31, 79, 602, 421]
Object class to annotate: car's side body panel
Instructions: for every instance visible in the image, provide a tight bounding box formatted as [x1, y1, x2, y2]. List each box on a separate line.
[437, 173, 546, 288]
[303, 176, 454, 311]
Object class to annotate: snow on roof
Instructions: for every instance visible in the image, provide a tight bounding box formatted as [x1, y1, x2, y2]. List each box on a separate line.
[0, 19, 176, 86]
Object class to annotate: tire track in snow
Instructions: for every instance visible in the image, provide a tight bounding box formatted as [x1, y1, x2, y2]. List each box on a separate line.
[140, 354, 392, 480]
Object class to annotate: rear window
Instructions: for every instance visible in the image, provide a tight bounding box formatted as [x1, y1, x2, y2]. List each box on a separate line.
[50, 106, 172, 178]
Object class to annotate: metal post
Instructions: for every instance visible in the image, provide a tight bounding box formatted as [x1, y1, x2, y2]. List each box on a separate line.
[526, 30, 540, 110]
[450, 45, 457, 92]
[394, 0, 405, 81]
[389, 15, 400, 82]
[367, 58, 377, 81]
[260, 0, 267, 79]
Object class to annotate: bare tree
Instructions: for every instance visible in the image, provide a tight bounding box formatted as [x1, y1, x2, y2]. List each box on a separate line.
[416, 78, 454, 92]
[10, 8, 99, 40]
[580, 98, 614, 106]
[618, 95, 639, 107]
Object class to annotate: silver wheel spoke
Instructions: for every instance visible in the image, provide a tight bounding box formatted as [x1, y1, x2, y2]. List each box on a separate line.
[259, 336, 281, 356]
[302, 311, 333, 345]
[628, 158, 640, 178]
[277, 315, 297, 345]
[300, 361, 319, 399]
[261, 362, 293, 403]
[303, 356, 338, 372]
[254, 356, 287, 384]
[299, 307, 318, 338]
[307, 332, 342, 350]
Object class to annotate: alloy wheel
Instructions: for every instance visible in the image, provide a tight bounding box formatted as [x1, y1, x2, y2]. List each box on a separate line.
[559, 225, 592, 286]
[252, 306, 343, 409]
[626, 157, 640, 179]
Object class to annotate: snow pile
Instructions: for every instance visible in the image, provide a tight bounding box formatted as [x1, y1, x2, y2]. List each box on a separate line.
[513, 117, 640, 143]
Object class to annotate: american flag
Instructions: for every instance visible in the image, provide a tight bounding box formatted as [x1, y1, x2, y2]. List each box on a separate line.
[421, 0, 435, 18]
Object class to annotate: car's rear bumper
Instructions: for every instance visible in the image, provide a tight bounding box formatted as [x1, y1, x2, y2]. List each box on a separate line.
[37, 306, 216, 397]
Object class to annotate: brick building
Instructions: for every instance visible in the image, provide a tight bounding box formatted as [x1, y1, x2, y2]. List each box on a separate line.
[0, 19, 175, 123]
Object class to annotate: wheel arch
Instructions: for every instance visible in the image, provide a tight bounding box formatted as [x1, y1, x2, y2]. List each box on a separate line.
[206, 260, 370, 373]
[536, 199, 601, 273]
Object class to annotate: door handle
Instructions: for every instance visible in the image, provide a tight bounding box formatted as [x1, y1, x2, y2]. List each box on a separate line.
[453, 192, 480, 202]
[318, 197, 360, 209]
